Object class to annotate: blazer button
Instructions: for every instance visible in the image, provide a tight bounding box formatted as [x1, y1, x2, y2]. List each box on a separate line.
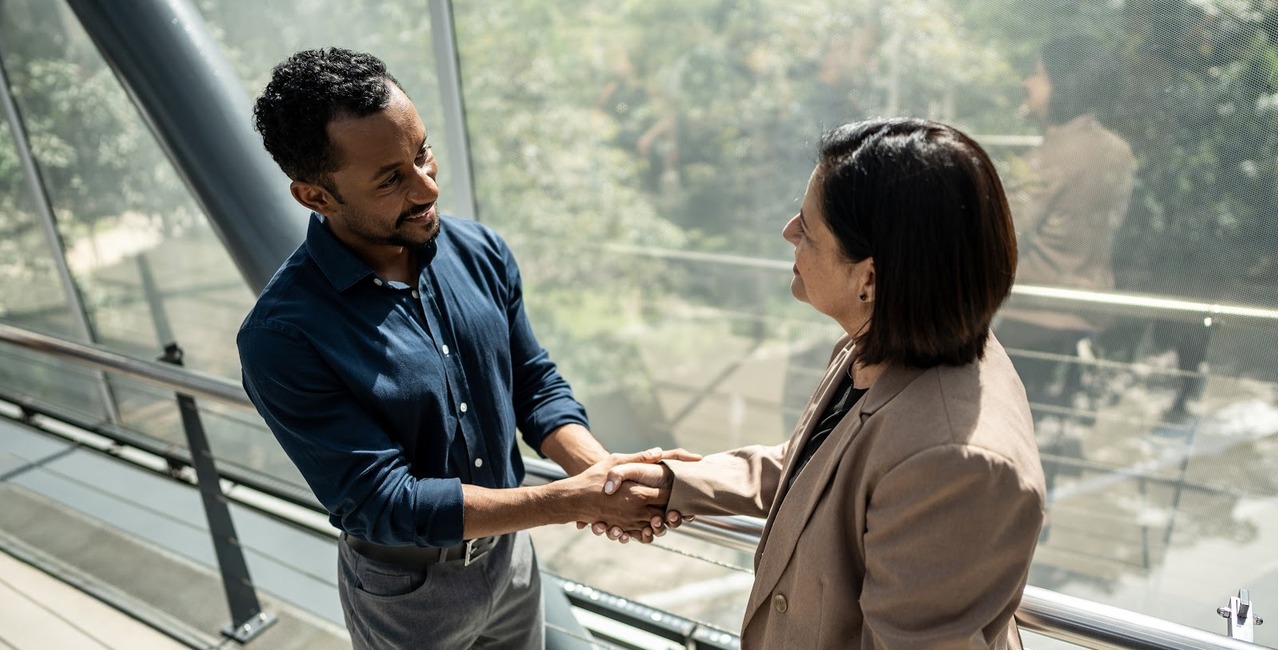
[772, 593, 788, 613]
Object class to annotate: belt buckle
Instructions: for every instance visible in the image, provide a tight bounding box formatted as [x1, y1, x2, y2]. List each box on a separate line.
[462, 538, 489, 566]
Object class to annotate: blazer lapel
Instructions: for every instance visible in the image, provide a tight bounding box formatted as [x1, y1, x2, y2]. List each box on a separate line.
[767, 341, 856, 507]
[739, 340, 853, 620]
[743, 359, 927, 624]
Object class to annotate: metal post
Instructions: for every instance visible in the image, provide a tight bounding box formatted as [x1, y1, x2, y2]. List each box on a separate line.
[158, 342, 276, 643]
[0, 30, 122, 425]
[136, 255, 175, 346]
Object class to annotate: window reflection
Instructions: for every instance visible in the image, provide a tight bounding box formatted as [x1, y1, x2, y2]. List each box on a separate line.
[450, 0, 1278, 638]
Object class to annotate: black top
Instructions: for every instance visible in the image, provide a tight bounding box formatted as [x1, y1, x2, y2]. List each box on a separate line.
[786, 373, 867, 491]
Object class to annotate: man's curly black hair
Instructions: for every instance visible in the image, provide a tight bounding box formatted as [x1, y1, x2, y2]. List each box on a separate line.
[253, 47, 403, 198]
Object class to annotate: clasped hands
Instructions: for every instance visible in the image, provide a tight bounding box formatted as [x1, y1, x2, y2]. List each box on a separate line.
[563, 447, 698, 544]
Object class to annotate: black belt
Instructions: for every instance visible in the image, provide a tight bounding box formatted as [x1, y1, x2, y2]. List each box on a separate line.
[342, 533, 499, 567]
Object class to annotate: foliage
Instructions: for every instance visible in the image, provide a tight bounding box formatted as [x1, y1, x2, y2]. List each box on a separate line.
[1111, 0, 1278, 298]
[959, 0, 1278, 301]
[0, 1, 188, 230]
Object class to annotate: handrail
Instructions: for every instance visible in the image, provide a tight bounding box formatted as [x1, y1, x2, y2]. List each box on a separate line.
[1017, 586, 1263, 650]
[0, 321, 1268, 649]
[0, 322, 251, 407]
[600, 242, 1278, 324]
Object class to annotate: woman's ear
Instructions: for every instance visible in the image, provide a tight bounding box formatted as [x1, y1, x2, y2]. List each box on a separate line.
[859, 258, 876, 302]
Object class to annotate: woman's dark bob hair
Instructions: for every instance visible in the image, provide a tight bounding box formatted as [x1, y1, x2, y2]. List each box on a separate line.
[818, 117, 1017, 368]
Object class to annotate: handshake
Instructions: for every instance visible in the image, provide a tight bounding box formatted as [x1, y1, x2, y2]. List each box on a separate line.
[555, 447, 701, 544]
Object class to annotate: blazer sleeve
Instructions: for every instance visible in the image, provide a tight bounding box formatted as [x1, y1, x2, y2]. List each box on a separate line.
[663, 442, 788, 518]
[859, 445, 1045, 649]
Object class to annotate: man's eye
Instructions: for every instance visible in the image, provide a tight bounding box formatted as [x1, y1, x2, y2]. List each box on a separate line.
[381, 173, 400, 188]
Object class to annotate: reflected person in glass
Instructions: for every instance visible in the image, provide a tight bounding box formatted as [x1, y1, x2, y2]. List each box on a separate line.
[238, 47, 692, 650]
[606, 118, 1047, 649]
[996, 35, 1137, 428]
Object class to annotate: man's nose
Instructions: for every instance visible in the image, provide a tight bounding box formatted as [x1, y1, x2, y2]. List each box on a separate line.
[409, 167, 440, 203]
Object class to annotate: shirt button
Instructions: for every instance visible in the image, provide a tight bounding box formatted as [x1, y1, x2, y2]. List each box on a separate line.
[441, 345, 450, 355]
[412, 290, 420, 299]
[460, 402, 468, 413]
[474, 458, 483, 468]
[772, 593, 788, 613]
[373, 278, 384, 286]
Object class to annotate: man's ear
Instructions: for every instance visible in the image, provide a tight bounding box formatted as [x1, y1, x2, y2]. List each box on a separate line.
[290, 180, 338, 217]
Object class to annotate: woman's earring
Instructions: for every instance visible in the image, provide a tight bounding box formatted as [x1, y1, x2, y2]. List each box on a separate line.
[859, 294, 868, 302]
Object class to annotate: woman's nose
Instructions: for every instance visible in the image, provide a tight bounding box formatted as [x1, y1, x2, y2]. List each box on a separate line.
[783, 214, 800, 243]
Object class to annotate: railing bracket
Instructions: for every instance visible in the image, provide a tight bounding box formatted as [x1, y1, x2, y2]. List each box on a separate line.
[223, 611, 278, 644]
[1217, 588, 1262, 642]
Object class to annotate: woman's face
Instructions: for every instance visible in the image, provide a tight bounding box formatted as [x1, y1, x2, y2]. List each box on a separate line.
[1022, 59, 1052, 121]
[782, 167, 873, 332]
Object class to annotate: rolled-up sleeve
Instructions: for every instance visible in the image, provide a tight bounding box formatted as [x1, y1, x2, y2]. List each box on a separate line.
[238, 323, 465, 547]
[499, 241, 589, 453]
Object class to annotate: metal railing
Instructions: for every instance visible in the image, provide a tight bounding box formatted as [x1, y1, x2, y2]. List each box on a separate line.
[0, 320, 1269, 649]
[601, 243, 1278, 326]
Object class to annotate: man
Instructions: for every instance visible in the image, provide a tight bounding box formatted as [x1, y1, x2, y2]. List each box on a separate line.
[238, 47, 680, 649]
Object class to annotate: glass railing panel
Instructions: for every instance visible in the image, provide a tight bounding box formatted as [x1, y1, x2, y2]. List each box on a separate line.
[531, 522, 755, 635]
[0, 346, 106, 422]
[102, 373, 310, 497]
[1001, 293, 1278, 639]
[3, 317, 1269, 647]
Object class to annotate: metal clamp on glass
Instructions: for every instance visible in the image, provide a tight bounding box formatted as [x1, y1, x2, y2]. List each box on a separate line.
[1217, 588, 1263, 642]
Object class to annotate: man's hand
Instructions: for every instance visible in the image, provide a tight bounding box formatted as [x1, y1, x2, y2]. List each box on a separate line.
[554, 448, 684, 533]
[586, 448, 700, 543]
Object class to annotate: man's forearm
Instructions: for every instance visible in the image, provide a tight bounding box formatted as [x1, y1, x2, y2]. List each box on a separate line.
[460, 483, 574, 539]
[539, 422, 607, 475]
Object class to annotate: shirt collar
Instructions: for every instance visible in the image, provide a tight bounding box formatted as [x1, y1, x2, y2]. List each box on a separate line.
[304, 212, 441, 292]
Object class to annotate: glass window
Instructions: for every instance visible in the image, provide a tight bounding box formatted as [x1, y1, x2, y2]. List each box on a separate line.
[0, 0, 283, 481]
[451, 0, 1278, 639]
[0, 84, 106, 420]
[193, 0, 459, 218]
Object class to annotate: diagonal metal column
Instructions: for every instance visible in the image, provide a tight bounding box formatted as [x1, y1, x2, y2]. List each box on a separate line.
[64, 0, 303, 293]
[0, 33, 121, 425]
[429, 0, 480, 221]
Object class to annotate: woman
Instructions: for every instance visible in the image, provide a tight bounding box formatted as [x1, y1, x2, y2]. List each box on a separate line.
[608, 118, 1045, 648]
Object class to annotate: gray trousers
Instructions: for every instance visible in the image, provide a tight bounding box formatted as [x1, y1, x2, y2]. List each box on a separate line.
[339, 531, 544, 650]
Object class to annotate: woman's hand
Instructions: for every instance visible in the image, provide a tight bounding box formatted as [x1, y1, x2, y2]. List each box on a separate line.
[584, 448, 700, 543]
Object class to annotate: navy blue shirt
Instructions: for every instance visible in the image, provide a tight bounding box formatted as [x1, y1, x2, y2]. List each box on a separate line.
[238, 214, 588, 547]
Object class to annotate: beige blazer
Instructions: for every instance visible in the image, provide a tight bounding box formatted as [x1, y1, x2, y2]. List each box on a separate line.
[1001, 114, 1136, 333]
[666, 335, 1045, 649]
